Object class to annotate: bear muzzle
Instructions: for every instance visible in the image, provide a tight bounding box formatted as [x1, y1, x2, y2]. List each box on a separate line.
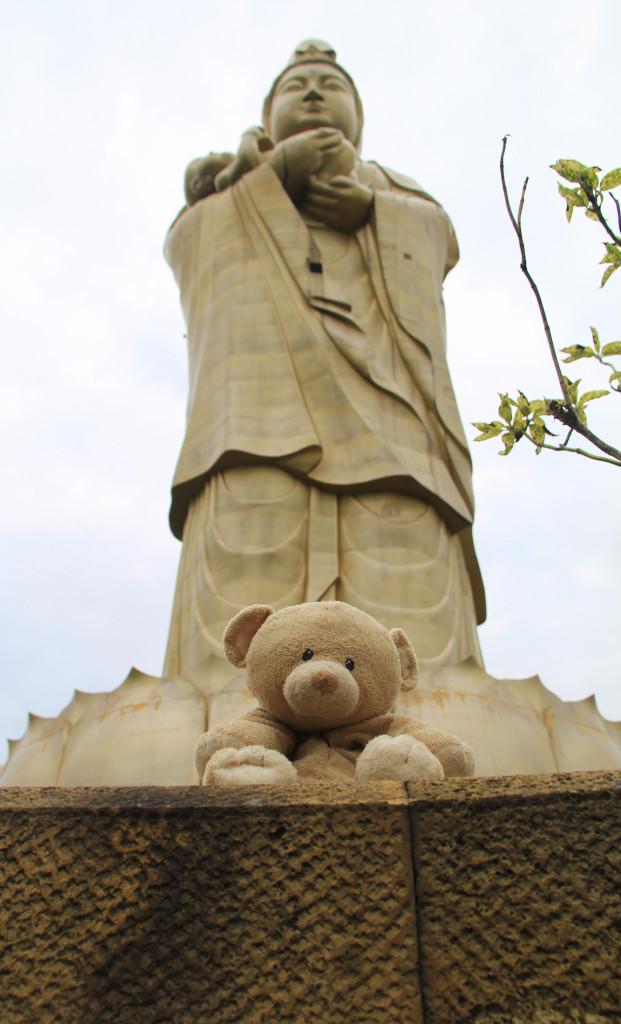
[283, 660, 359, 719]
[310, 669, 339, 695]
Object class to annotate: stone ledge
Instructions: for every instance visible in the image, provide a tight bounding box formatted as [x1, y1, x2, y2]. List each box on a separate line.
[1, 772, 619, 1024]
[2, 767, 617, 809]
[0, 778, 407, 809]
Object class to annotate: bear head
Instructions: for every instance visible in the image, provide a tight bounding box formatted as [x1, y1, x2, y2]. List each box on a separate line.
[223, 600, 417, 733]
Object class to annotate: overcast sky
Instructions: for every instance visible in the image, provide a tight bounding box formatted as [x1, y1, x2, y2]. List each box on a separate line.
[1, 0, 620, 763]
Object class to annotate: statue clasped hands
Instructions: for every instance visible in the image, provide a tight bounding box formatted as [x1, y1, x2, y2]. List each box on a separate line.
[267, 126, 373, 233]
[185, 125, 372, 234]
[298, 171, 373, 234]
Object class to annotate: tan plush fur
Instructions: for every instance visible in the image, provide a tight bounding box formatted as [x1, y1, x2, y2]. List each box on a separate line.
[195, 601, 475, 786]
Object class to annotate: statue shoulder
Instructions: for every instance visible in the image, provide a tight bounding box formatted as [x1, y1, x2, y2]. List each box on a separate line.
[362, 160, 458, 270]
[362, 160, 443, 207]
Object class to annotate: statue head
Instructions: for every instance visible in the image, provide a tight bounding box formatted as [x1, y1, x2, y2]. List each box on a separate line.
[262, 40, 364, 151]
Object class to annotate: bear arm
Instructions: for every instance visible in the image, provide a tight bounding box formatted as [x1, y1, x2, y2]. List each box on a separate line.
[386, 715, 475, 777]
[195, 710, 296, 780]
[233, 707, 297, 756]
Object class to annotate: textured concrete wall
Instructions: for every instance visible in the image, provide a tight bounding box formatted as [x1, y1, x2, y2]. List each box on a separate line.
[0, 773, 619, 1024]
[409, 772, 621, 1024]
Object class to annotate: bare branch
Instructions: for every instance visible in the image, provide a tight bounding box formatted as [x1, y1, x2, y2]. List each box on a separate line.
[610, 190, 621, 237]
[522, 431, 621, 467]
[498, 139, 621, 466]
[561, 427, 574, 449]
[500, 138, 572, 407]
[517, 176, 529, 234]
[546, 400, 621, 462]
[500, 137, 518, 231]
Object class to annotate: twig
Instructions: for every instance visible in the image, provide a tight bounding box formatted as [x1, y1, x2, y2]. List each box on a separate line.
[546, 401, 621, 462]
[581, 182, 621, 245]
[561, 427, 574, 449]
[500, 137, 572, 408]
[609, 191, 621, 237]
[522, 431, 621, 467]
[500, 137, 621, 466]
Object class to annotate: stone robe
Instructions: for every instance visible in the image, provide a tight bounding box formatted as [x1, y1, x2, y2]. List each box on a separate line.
[163, 160, 485, 684]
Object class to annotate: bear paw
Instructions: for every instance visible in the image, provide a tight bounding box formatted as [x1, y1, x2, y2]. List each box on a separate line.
[436, 739, 475, 778]
[356, 734, 444, 783]
[202, 746, 298, 787]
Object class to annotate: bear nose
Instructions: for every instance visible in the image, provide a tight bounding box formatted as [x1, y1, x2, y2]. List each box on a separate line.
[311, 669, 338, 695]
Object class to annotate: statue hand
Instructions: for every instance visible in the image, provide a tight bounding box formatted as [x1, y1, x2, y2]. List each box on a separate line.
[299, 176, 373, 233]
[215, 126, 274, 192]
[267, 129, 344, 200]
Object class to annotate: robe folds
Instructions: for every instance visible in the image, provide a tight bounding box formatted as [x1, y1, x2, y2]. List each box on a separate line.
[164, 159, 485, 679]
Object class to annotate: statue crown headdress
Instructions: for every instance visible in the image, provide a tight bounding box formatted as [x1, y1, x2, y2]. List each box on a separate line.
[286, 39, 337, 66]
[262, 39, 364, 151]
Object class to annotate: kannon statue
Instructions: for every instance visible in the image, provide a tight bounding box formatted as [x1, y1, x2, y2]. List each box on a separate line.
[4, 41, 621, 788]
[163, 39, 486, 694]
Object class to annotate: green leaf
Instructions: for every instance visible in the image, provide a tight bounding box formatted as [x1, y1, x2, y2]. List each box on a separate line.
[531, 416, 556, 437]
[499, 431, 515, 456]
[580, 166, 601, 190]
[551, 159, 587, 183]
[472, 422, 504, 441]
[542, 420, 557, 436]
[590, 327, 601, 354]
[585, 208, 600, 221]
[600, 167, 621, 191]
[516, 392, 530, 415]
[601, 341, 621, 357]
[513, 411, 526, 434]
[562, 377, 580, 404]
[529, 399, 548, 416]
[578, 389, 609, 405]
[601, 265, 619, 287]
[560, 344, 595, 363]
[498, 395, 513, 423]
[600, 242, 621, 265]
[609, 370, 621, 383]
[529, 421, 546, 445]
[557, 183, 588, 207]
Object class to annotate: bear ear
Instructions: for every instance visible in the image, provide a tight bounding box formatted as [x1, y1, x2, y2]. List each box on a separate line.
[390, 628, 418, 692]
[223, 605, 275, 668]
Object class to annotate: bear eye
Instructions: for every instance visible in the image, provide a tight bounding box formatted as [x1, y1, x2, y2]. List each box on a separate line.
[345, 658, 355, 671]
[302, 648, 314, 661]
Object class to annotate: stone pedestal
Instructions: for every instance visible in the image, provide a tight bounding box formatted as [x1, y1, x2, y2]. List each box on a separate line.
[1, 773, 619, 1023]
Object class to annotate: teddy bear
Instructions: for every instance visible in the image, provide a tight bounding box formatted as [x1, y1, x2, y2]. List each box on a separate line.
[195, 601, 475, 786]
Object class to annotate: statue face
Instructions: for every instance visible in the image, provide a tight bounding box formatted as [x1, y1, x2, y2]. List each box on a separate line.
[269, 63, 359, 143]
